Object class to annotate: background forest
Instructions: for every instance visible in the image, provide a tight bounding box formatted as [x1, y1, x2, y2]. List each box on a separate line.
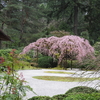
[0, 0, 100, 48]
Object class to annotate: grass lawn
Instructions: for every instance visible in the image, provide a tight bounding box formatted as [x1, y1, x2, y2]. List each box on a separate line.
[33, 76, 100, 82]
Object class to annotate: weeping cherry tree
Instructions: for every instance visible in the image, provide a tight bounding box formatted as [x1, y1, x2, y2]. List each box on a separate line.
[20, 35, 95, 68]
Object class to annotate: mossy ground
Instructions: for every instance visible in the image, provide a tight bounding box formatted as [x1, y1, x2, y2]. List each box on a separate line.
[33, 76, 99, 82]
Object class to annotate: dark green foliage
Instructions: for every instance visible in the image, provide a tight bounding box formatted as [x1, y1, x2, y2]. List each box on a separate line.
[0, 0, 45, 49]
[65, 86, 99, 95]
[58, 22, 71, 32]
[94, 42, 100, 56]
[80, 31, 89, 41]
[52, 94, 67, 100]
[46, 0, 88, 35]
[38, 56, 57, 68]
[28, 32, 47, 43]
[64, 86, 100, 100]
[28, 96, 52, 100]
[85, 0, 100, 44]
[64, 93, 100, 100]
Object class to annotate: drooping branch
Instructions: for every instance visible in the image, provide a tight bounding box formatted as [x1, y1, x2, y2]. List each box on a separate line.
[20, 35, 95, 64]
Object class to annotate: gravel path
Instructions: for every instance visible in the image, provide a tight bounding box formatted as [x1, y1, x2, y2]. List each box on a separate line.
[17, 69, 100, 100]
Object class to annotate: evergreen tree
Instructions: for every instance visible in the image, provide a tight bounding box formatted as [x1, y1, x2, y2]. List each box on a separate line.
[85, 0, 100, 44]
[45, 0, 89, 35]
[0, 0, 45, 48]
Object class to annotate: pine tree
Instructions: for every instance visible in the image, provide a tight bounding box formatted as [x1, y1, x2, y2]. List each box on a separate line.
[0, 0, 45, 48]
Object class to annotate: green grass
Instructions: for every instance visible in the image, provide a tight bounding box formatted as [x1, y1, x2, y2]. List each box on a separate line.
[52, 66, 65, 70]
[33, 76, 100, 82]
[44, 71, 75, 74]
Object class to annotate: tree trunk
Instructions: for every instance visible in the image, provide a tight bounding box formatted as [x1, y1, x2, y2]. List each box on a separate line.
[71, 59, 73, 70]
[74, 0, 78, 35]
[1, 22, 4, 30]
[36, 49, 38, 63]
[19, 7, 24, 47]
[0, 40, 1, 49]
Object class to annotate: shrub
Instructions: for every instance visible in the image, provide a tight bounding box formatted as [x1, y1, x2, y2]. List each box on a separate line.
[38, 56, 57, 68]
[80, 31, 89, 40]
[50, 30, 70, 37]
[28, 96, 52, 100]
[78, 54, 100, 70]
[77, 56, 96, 70]
[64, 93, 100, 100]
[94, 42, 100, 53]
[0, 49, 34, 100]
[0, 49, 12, 56]
[94, 55, 100, 70]
[65, 86, 99, 95]
[52, 94, 67, 100]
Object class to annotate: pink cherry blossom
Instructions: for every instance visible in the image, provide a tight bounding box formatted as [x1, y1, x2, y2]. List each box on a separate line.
[20, 35, 95, 64]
